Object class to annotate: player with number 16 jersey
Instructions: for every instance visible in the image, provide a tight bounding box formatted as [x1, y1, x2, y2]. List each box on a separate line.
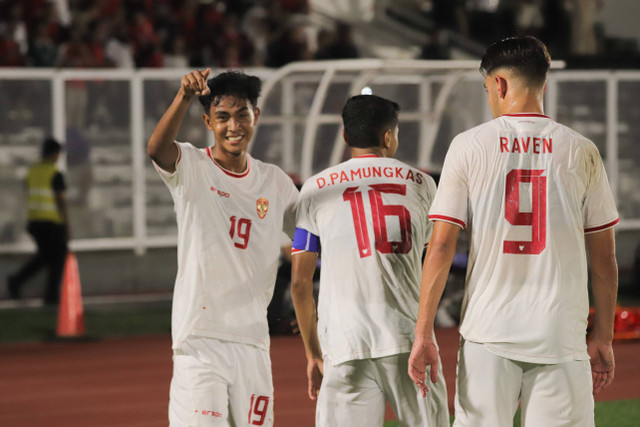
[291, 95, 448, 426]
[295, 155, 438, 363]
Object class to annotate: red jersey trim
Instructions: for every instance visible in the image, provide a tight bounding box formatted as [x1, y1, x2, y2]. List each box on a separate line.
[354, 154, 381, 158]
[429, 214, 466, 229]
[584, 218, 619, 234]
[206, 147, 250, 178]
[502, 113, 550, 119]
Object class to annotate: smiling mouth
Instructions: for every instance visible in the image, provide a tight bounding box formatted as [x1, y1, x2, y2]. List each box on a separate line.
[226, 135, 243, 143]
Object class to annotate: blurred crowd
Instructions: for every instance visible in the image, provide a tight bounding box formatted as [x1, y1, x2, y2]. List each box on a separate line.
[0, 0, 633, 69]
[420, 0, 612, 60]
[0, 0, 360, 69]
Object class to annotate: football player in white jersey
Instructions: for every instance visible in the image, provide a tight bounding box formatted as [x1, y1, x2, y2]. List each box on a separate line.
[147, 69, 299, 426]
[408, 36, 619, 426]
[291, 94, 449, 426]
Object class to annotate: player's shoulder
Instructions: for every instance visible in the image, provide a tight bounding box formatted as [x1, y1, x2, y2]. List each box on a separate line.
[250, 156, 297, 186]
[450, 120, 498, 148]
[250, 155, 287, 175]
[555, 122, 598, 150]
[175, 141, 201, 151]
[388, 157, 437, 188]
[175, 141, 208, 161]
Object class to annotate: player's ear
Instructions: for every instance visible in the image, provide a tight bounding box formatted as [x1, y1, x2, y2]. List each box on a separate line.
[383, 129, 391, 149]
[202, 113, 213, 130]
[252, 106, 261, 125]
[342, 129, 348, 144]
[496, 75, 508, 99]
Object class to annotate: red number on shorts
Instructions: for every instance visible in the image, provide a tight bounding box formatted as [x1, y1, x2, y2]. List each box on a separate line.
[248, 394, 269, 426]
[343, 184, 412, 258]
[503, 169, 547, 255]
[229, 216, 252, 249]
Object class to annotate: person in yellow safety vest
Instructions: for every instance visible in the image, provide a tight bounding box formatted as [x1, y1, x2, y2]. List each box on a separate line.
[7, 138, 70, 306]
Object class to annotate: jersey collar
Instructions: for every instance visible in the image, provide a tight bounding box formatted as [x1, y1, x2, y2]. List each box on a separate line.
[353, 154, 381, 158]
[501, 113, 550, 119]
[206, 147, 251, 178]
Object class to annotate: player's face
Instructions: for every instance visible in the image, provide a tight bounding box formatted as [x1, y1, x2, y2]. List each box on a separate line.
[204, 95, 260, 157]
[484, 74, 500, 118]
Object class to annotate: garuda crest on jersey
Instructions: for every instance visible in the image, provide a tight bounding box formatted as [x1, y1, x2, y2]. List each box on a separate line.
[256, 197, 269, 219]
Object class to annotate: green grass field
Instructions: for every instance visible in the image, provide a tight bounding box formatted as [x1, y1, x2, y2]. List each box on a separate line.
[379, 400, 640, 426]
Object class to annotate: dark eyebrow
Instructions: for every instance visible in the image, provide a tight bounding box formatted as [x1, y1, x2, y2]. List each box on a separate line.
[215, 106, 250, 116]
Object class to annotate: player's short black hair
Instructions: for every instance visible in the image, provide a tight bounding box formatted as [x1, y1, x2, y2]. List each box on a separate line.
[342, 94, 400, 148]
[198, 71, 262, 114]
[480, 36, 551, 88]
[41, 137, 62, 158]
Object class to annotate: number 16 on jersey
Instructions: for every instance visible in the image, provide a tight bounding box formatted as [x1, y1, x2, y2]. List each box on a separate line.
[343, 183, 412, 258]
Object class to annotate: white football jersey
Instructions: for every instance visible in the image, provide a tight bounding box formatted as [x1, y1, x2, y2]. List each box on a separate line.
[430, 113, 619, 364]
[295, 155, 438, 364]
[154, 142, 299, 351]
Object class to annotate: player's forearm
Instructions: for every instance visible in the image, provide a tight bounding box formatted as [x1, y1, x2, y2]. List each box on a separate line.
[586, 229, 618, 341]
[415, 240, 457, 339]
[146, 89, 192, 169]
[590, 254, 618, 341]
[291, 277, 322, 360]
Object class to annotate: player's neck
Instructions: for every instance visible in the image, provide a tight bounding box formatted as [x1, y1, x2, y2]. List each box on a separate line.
[500, 91, 544, 116]
[350, 147, 386, 158]
[211, 149, 248, 173]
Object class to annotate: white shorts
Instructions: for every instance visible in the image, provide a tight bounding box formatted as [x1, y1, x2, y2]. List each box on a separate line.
[454, 339, 594, 427]
[169, 336, 274, 427]
[316, 353, 449, 427]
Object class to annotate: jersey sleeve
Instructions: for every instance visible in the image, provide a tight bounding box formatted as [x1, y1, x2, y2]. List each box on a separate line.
[294, 180, 319, 236]
[280, 174, 300, 240]
[151, 141, 192, 191]
[428, 137, 468, 229]
[583, 146, 619, 234]
[421, 173, 438, 243]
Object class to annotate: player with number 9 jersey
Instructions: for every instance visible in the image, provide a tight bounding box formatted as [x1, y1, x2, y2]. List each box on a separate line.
[409, 37, 619, 426]
[430, 112, 618, 363]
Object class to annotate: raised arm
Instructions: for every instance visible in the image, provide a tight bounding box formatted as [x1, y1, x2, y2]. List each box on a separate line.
[409, 221, 460, 396]
[585, 228, 618, 395]
[147, 68, 211, 172]
[290, 251, 323, 400]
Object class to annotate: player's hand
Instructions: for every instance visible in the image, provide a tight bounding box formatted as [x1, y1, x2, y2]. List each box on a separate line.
[307, 358, 323, 401]
[290, 319, 300, 335]
[180, 68, 211, 98]
[587, 338, 615, 395]
[408, 336, 439, 397]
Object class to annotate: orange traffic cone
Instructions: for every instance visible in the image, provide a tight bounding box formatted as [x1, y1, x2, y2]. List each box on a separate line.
[56, 252, 86, 338]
